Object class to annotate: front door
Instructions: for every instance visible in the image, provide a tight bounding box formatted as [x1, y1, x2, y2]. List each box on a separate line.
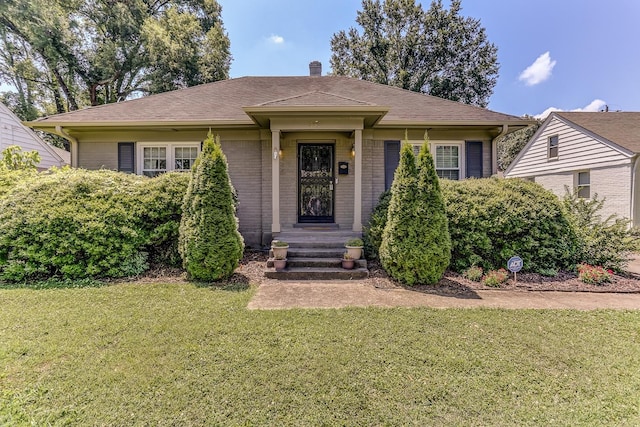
[298, 143, 334, 223]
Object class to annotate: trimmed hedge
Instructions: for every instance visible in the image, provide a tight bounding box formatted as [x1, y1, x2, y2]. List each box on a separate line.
[0, 169, 189, 281]
[367, 177, 577, 274]
[441, 178, 577, 273]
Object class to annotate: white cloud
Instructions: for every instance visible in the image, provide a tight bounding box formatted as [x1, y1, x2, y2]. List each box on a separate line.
[519, 52, 557, 86]
[267, 34, 284, 45]
[534, 99, 607, 119]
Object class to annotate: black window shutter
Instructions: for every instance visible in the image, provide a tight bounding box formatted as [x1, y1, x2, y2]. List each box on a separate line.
[118, 142, 135, 173]
[384, 141, 400, 190]
[465, 141, 483, 178]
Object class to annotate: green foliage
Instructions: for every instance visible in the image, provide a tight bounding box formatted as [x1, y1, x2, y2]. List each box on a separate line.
[496, 119, 541, 171]
[363, 190, 391, 259]
[481, 268, 509, 287]
[380, 139, 451, 285]
[179, 132, 244, 281]
[345, 238, 363, 247]
[462, 265, 483, 282]
[0, 167, 35, 198]
[330, 0, 499, 107]
[0, 0, 230, 117]
[441, 178, 577, 273]
[0, 145, 40, 170]
[0, 169, 188, 281]
[563, 189, 638, 272]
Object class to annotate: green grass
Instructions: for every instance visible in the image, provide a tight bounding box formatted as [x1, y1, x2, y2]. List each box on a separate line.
[1, 283, 640, 425]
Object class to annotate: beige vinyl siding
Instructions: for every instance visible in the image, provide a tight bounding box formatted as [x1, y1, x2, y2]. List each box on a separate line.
[507, 117, 630, 177]
[0, 104, 67, 169]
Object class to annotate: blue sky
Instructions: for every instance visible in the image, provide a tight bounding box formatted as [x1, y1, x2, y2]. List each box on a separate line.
[218, 0, 640, 118]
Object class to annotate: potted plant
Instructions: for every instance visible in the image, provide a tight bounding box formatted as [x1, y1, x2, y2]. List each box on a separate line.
[273, 253, 287, 271]
[345, 238, 364, 260]
[341, 252, 355, 270]
[271, 240, 289, 259]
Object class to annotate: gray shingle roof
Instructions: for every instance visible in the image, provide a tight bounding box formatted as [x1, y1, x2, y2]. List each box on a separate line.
[31, 76, 526, 126]
[555, 112, 640, 153]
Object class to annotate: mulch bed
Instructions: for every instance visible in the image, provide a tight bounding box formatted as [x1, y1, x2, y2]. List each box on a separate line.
[134, 251, 640, 295]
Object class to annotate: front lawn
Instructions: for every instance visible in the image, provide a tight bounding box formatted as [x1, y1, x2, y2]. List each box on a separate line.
[1, 283, 639, 425]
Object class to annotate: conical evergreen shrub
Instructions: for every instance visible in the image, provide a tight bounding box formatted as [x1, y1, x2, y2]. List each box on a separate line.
[379, 135, 451, 285]
[179, 132, 244, 280]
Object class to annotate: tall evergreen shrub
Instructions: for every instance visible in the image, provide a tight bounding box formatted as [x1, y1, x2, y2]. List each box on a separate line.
[379, 139, 451, 285]
[179, 132, 244, 280]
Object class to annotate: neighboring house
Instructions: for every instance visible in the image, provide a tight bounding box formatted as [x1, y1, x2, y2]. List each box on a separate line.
[0, 102, 69, 169]
[505, 111, 640, 226]
[27, 62, 530, 247]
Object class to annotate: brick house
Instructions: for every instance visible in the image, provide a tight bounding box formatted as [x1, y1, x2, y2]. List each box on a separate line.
[27, 62, 529, 247]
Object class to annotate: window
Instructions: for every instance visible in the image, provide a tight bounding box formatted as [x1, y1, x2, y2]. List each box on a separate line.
[174, 147, 198, 171]
[143, 147, 167, 177]
[435, 145, 460, 180]
[577, 171, 590, 198]
[548, 135, 559, 159]
[139, 143, 200, 177]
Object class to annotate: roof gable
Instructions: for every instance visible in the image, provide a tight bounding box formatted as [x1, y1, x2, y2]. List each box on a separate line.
[256, 91, 376, 107]
[555, 112, 640, 153]
[0, 102, 67, 168]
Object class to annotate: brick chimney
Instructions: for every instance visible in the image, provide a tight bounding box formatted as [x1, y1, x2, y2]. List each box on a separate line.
[309, 61, 322, 77]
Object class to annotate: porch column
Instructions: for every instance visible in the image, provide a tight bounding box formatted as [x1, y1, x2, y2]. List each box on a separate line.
[271, 130, 281, 233]
[353, 129, 363, 232]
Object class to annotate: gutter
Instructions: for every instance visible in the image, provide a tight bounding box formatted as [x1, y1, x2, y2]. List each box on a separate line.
[491, 124, 509, 176]
[54, 125, 79, 167]
[632, 155, 640, 226]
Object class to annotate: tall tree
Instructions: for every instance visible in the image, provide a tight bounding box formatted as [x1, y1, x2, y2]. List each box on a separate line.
[496, 118, 541, 171]
[0, 0, 231, 118]
[330, 0, 498, 107]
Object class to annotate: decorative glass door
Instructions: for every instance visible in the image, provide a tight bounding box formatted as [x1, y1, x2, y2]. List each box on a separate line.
[298, 144, 334, 223]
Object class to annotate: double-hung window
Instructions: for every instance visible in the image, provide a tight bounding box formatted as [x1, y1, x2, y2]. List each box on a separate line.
[435, 145, 460, 180]
[548, 135, 559, 159]
[139, 143, 200, 177]
[577, 171, 590, 198]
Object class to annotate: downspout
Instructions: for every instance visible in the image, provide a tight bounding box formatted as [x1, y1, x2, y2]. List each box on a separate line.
[631, 155, 640, 227]
[55, 125, 78, 167]
[491, 124, 508, 176]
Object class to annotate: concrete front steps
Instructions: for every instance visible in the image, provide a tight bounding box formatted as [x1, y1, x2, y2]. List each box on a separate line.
[265, 229, 369, 280]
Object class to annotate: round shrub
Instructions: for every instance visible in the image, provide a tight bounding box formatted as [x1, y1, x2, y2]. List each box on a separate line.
[0, 168, 36, 199]
[441, 178, 577, 273]
[0, 169, 189, 281]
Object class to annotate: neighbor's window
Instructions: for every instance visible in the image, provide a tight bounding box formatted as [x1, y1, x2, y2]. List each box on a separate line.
[142, 147, 167, 177]
[577, 171, 590, 198]
[435, 145, 460, 180]
[548, 135, 559, 159]
[175, 146, 198, 171]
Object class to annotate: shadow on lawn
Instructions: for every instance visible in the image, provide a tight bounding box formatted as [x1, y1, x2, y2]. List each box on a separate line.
[407, 278, 482, 300]
[193, 272, 251, 292]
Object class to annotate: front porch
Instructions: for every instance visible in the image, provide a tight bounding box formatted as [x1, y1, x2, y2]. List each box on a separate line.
[265, 228, 368, 280]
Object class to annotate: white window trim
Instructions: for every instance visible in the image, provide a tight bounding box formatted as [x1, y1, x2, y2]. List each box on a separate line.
[575, 170, 590, 199]
[137, 142, 201, 176]
[405, 140, 465, 180]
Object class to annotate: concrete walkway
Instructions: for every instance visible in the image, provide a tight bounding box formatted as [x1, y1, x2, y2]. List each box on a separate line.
[247, 280, 640, 310]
